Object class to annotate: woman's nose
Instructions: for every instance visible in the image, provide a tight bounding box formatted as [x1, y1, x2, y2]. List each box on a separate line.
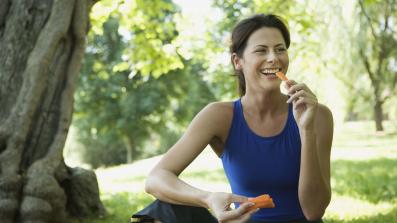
[266, 50, 277, 63]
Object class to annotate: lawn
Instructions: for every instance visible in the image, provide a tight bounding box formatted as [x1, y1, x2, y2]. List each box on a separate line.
[71, 121, 397, 223]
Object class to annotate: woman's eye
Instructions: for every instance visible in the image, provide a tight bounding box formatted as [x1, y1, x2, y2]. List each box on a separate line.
[276, 48, 286, 53]
[255, 49, 267, 53]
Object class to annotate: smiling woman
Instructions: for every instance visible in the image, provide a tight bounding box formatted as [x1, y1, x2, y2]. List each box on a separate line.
[132, 14, 333, 223]
[230, 15, 290, 96]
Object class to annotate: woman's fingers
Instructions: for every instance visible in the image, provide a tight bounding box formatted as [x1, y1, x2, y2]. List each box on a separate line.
[287, 90, 317, 104]
[285, 80, 314, 96]
[284, 79, 316, 107]
[294, 96, 318, 108]
[287, 90, 305, 103]
[229, 194, 249, 203]
[285, 79, 298, 88]
[288, 84, 313, 96]
[237, 208, 259, 222]
[218, 202, 254, 222]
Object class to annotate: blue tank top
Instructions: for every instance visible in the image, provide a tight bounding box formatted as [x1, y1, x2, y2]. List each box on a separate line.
[220, 98, 305, 222]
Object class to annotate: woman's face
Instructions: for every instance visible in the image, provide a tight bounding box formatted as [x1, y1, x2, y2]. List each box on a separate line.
[234, 27, 289, 92]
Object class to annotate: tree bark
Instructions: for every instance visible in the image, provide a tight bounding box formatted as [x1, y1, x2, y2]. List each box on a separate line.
[0, 0, 105, 222]
[123, 135, 133, 163]
[374, 99, 384, 131]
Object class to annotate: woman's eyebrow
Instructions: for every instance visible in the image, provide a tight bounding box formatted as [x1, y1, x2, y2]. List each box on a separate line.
[255, 43, 285, 48]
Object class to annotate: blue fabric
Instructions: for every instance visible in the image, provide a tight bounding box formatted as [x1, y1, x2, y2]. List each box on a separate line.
[221, 98, 305, 222]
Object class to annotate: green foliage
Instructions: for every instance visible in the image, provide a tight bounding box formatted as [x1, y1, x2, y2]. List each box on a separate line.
[325, 0, 397, 122]
[90, 0, 183, 77]
[74, 0, 215, 167]
[353, 0, 397, 109]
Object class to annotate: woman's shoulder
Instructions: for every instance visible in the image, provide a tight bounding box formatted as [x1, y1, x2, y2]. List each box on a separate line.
[198, 100, 235, 134]
[203, 101, 236, 154]
[201, 101, 235, 120]
[316, 103, 333, 122]
[206, 100, 235, 111]
[314, 103, 334, 140]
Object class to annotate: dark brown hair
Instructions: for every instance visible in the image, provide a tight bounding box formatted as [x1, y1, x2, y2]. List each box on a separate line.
[230, 14, 290, 96]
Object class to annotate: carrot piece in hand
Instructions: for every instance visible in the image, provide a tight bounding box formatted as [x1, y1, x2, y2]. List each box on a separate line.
[275, 71, 288, 81]
[245, 194, 275, 211]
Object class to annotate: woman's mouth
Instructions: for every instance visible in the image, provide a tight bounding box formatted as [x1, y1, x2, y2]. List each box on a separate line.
[260, 68, 282, 76]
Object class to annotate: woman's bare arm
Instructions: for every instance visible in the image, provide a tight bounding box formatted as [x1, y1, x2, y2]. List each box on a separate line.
[298, 104, 333, 221]
[145, 102, 233, 208]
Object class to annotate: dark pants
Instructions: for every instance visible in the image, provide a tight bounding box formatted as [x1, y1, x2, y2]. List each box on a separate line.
[131, 199, 323, 223]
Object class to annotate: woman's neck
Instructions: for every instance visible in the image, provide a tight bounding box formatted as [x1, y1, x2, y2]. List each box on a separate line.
[241, 89, 287, 119]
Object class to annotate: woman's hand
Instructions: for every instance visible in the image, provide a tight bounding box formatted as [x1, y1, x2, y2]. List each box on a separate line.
[206, 192, 258, 223]
[284, 80, 318, 130]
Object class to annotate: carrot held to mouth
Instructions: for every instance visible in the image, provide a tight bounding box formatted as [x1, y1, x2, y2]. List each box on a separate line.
[275, 71, 288, 81]
[244, 194, 275, 211]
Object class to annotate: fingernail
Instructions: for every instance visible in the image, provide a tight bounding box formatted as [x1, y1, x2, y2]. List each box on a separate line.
[248, 202, 255, 206]
[255, 208, 260, 212]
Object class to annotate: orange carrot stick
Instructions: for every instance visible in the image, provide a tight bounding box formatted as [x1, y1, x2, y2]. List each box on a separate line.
[275, 71, 288, 81]
[245, 194, 275, 211]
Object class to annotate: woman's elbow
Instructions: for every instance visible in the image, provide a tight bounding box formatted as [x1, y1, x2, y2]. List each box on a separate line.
[302, 195, 330, 221]
[301, 188, 331, 220]
[303, 210, 325, 222]
[144, 173, 158, 195]
[302, 199, 330, 221]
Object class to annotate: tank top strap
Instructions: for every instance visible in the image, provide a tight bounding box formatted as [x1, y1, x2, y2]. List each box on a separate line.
[234, 98, 243, 119]
[227, 98, 243, 129]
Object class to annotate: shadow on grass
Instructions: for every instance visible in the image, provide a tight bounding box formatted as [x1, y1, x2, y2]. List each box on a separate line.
[331, 158, 397, 203]
[324, 207, 397, 223]
[71, 192, 154, 223]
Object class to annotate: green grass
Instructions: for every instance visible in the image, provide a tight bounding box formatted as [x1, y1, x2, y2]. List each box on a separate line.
[74, 121, 397, 222]
[331, 158, 397, 204]
[70, 192, 155, 223]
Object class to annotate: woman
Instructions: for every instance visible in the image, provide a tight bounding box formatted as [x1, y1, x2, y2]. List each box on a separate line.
[132, 14, 333, 223]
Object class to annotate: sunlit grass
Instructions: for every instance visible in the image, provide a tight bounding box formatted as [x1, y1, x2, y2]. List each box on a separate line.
[331, 158, 397, 203]
[325, 195, 396, 222]
[77, 121, 397, 222]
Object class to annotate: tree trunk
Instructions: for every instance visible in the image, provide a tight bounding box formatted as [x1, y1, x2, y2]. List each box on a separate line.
[374, 99, 384, 131]
[0, 0, 105, 222]
[123, 136, 133, 163]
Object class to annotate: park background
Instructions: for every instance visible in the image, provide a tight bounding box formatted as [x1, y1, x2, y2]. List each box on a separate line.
[6, 0, 395, 222]
[66, 0, 397, 222]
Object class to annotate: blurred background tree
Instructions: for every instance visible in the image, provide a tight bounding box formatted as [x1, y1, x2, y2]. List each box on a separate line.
[73, 0, 215, 167]
[355, 0, 397, 131]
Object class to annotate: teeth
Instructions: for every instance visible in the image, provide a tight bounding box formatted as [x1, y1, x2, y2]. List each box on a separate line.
[260, 68, 281, 75]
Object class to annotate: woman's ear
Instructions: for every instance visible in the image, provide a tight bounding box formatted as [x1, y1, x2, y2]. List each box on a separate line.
[232, 53, 242, 70]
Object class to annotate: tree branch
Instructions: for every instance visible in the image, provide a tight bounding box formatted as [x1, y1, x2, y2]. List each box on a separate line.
[386, 71, 397, 102]
[383, 3, 389, 32]
[358, 0, 378, 40]
[359, 48, 376, 84]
